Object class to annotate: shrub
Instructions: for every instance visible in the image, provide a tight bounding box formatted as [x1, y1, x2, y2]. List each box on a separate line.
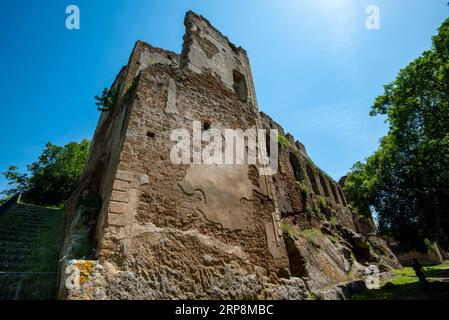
[327, 235, 337, 244]
[327, 216, 338, 227]
[277, 134, 291, 148]
[317, 195, 327, 208]
[305, 205, 314, 217]
[95, 87, 119, 112]
[300, 228, 322, 240]
[296, 181, 310, 198]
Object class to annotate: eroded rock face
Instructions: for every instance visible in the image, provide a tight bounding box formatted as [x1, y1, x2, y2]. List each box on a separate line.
[286, 233, 349, 290]
[58, 11, 400, 300]
[64, 224, 309, 300]
[281, 223, 400, 299]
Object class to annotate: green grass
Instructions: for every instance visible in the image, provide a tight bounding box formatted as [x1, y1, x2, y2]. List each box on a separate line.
[296, 181, 310, 199]
[299, 228, 322, 239]
[284, 223, 338, 246]
[277, 134, 291, 148]
[327, 216, 338, 227]
[429, 263, 449, 270]
[304, 205, 314, 217]
[282, 224, 323, 242]
[317, 195, 327, 208]
[352, 263, 449, 300]
[23, 210, 64, 272]
[282, 222, 291, 236]
[23, 210, 64, 300]
[19, 202, 65, 210]
[0, 207, 64, 273]
[327, 235, 337, 244]
[284, 220, 331, 241]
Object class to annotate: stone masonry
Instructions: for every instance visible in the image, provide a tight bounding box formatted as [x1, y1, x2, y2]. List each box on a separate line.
[58, 11, 400, 300]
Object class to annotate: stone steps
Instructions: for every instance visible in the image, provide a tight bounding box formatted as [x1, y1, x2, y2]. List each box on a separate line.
[0, 241, 36, 249]
[0, 235, 39, 242]
[0, 201, 62, 299]
[0, 247, 34, 255]
[0, 222, 50, 229]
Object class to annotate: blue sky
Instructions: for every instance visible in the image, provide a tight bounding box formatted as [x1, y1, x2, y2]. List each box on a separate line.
[0, 0, 447, 193]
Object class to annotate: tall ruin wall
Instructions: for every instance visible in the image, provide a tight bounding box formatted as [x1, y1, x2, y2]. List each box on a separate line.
[58, 11, 400, 300]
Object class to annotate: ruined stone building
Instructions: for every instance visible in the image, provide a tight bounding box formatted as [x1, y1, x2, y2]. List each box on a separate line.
[58, 11, 400, 300]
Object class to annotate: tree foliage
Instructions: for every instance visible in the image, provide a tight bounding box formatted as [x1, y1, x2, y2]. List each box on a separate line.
[1, 140, 91, 206]
[95, 87, 119, 112]
[344, 17, 449, 250]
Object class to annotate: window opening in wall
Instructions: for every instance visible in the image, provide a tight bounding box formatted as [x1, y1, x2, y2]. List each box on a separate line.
[331, 183, 340, 204]
[265, 131, 271, 157]
[147, 131, 155, 138]
[338, 187, 347, 206]
[319, 174, 331, 199]
[203, 122, 211, 131]
[233, 70, 248, 103]
[290, 153, 306, 182]
[306, 164, 321, 195]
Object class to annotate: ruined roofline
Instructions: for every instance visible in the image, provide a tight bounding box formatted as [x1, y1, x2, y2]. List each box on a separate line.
[183, 10, 247, 55]
[103, 10, 251, 106]
[134, 40, 180, 60]
[259, 111, 341, 184]
[260, 111, 308, 156]
[91, 40, 181, 146]
[133, 10, 248, 70]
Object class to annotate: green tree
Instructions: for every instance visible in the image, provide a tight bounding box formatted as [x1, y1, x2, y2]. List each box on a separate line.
[95, 87, 119, 112]
[342, 161, 372, 218]
[344, 17, 449, 250]
[1, 140, 91, 206]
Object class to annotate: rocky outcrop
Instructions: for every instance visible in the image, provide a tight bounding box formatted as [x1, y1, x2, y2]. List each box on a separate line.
[281, 222, 399, 299]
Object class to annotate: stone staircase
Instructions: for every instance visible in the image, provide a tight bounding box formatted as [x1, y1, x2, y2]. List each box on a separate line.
[0, 196, 63, 300]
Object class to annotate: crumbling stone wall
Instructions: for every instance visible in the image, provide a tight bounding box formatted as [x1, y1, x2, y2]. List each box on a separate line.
[59, 11, 400, 300]
[260, 113, 355, 230]
[58, 41, 182, 299]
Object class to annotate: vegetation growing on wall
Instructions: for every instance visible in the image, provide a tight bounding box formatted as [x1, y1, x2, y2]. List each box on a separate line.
[68, 193, 102, 260]
[95, 87, 119, 112]
[296, 180, 310, 198]
[277, 133, 291, 148]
